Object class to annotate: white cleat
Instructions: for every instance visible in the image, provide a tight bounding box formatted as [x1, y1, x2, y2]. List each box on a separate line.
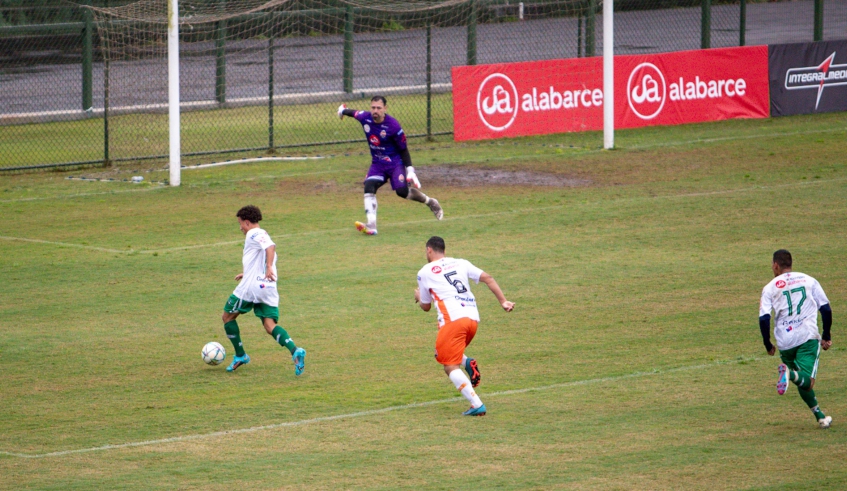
[819, 416, 833, 429]
[428, 198, 443, 220]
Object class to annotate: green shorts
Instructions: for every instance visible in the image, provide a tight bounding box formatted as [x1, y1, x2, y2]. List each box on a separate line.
[224, 294, 279, 322]
[779, 338, 822, 378]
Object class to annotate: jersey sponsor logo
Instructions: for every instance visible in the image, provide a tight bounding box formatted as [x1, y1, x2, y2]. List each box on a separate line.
[431, 265, 442, 274]
[776, 280, 786, 288]
[363, 124, 370, 132]
[477, 72, 519, 131]
[784, 52, 847, 110]
[369, 135, 380, 146]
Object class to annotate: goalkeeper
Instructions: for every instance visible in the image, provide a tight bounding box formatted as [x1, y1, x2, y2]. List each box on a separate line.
[338, 95, 443, 236]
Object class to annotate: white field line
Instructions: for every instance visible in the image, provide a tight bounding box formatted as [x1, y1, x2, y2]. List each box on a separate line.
[182, 156, 326, 170]
[0, 186, 166, 203]
[0, 236, 129, 253]
[0, 168, 340, 204]
[0, 356, 762, 459]
[626, 126, 847, 150]
[2, 176, 845, 255]
[3, 125, 843, 205]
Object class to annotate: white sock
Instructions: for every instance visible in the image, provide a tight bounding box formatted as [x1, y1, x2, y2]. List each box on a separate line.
[448, 369, 483, 408]
[364, 193, 377, 229]
[461, 355, 468, 366]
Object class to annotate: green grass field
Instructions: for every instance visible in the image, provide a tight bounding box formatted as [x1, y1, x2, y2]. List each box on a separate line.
[1, 112, 846, 490]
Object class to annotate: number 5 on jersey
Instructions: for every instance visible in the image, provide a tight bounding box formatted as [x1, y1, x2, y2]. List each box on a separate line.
[444, 271, 468, 293]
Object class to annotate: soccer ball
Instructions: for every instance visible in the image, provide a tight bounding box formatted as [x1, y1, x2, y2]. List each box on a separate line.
[201, 341, 226, 365]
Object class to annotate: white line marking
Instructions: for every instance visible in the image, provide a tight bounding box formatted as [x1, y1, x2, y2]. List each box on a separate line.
[2, 176, 845, 254]
[0, 356, 762, 459]
[0, 186, 165, 203]
[0, 236, 129, 253]
[0, 169, 341, 204]
[182, 156, 326, 170]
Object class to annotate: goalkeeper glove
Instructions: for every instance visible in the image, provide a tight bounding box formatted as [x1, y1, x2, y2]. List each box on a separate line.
[337, 103, 347, 120]
[406, 166, 421, 189]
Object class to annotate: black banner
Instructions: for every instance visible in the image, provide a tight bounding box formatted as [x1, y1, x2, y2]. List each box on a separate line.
[769, 40, 847, 116]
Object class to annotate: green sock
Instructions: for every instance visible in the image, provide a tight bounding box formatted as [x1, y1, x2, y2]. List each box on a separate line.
[790, 370, 813, 390]
[798, 388, 826, 420]
[224, 320, 246, 357]
[270, 325, 297, 355]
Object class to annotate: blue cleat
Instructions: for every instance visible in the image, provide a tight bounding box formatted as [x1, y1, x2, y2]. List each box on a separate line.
[777, 363, 789, 395]
[462, 404, 487, 417]
[292, 347, 306, 376]
[226, 354, 250, 372]
[465, 358, 481, 388]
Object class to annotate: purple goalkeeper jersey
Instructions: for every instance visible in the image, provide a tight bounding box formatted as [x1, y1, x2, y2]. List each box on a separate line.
[352, 111, 408, 165]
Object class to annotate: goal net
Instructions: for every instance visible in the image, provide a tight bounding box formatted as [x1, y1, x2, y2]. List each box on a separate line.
[89, 0, 606, 170]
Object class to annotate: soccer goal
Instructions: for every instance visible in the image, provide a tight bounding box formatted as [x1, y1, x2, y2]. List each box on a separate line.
[89, 0, 613, 186]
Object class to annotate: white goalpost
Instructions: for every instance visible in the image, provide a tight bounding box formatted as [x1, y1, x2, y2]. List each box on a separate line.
[168, 0, 181, 186]
[139, 0, 615, 186]
[603, 0, 614, 150]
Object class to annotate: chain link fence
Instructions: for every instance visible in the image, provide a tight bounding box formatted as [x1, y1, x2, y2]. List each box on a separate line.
[1, 0, 845, 171]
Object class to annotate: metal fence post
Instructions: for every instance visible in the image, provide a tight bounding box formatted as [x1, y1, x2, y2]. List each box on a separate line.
[586, 0, 596, 57]
[467, 0, 477, 66]
[578, 13, 583, 58]
[82, 7, 93, 111]
[269, 33, 274, 151]
[701, 0, 711, 49]
[215, 17, 226, 103]
[343, 4, 353, 93]
[814, 0, 823, 41]
[103, 0, 110, 166]
[426, 23, 432, 141]
[739, 0, 746, 46]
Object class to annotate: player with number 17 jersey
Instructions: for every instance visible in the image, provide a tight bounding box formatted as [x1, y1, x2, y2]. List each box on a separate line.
[759, 272, 829, 351]
[417, 258, 483, 327]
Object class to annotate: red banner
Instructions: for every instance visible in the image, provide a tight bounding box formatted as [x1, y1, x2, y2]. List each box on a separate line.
[452, 46, 770, 141]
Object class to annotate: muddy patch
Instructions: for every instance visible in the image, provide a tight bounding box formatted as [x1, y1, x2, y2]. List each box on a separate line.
[418, 165, 591, 188]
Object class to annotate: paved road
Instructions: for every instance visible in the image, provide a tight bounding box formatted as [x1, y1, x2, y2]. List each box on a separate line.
[1, 0, 845, 121]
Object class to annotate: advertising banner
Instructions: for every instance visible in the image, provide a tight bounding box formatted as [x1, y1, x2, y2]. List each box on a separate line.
[616, 46, 770, 129]
[769, 40, 847, 116]
[452, 46, 770, 141]
[452, 58, 604, 141]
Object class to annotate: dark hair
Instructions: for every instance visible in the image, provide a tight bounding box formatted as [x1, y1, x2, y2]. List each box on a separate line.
[426, 236, 445, 253]
[371, 95, 387, 106]
[236, 205, 262, 223]
[773, 249, 792, 269]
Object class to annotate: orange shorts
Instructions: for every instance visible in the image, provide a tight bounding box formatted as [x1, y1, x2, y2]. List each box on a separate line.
[434, 318, 478, 366]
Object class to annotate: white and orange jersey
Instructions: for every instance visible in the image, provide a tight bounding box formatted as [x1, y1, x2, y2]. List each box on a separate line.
[417, 257, 484, 327]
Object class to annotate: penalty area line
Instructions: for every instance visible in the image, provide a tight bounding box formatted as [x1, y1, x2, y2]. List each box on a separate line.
[0, 356, 762, 459]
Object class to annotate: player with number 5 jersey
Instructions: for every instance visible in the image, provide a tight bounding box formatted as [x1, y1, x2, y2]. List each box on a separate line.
[415, 236, 515, 416]
[759, 249, 833, 429]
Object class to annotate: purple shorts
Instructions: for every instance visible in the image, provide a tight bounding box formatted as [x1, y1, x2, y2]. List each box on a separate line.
[365, 160, 407, 190]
